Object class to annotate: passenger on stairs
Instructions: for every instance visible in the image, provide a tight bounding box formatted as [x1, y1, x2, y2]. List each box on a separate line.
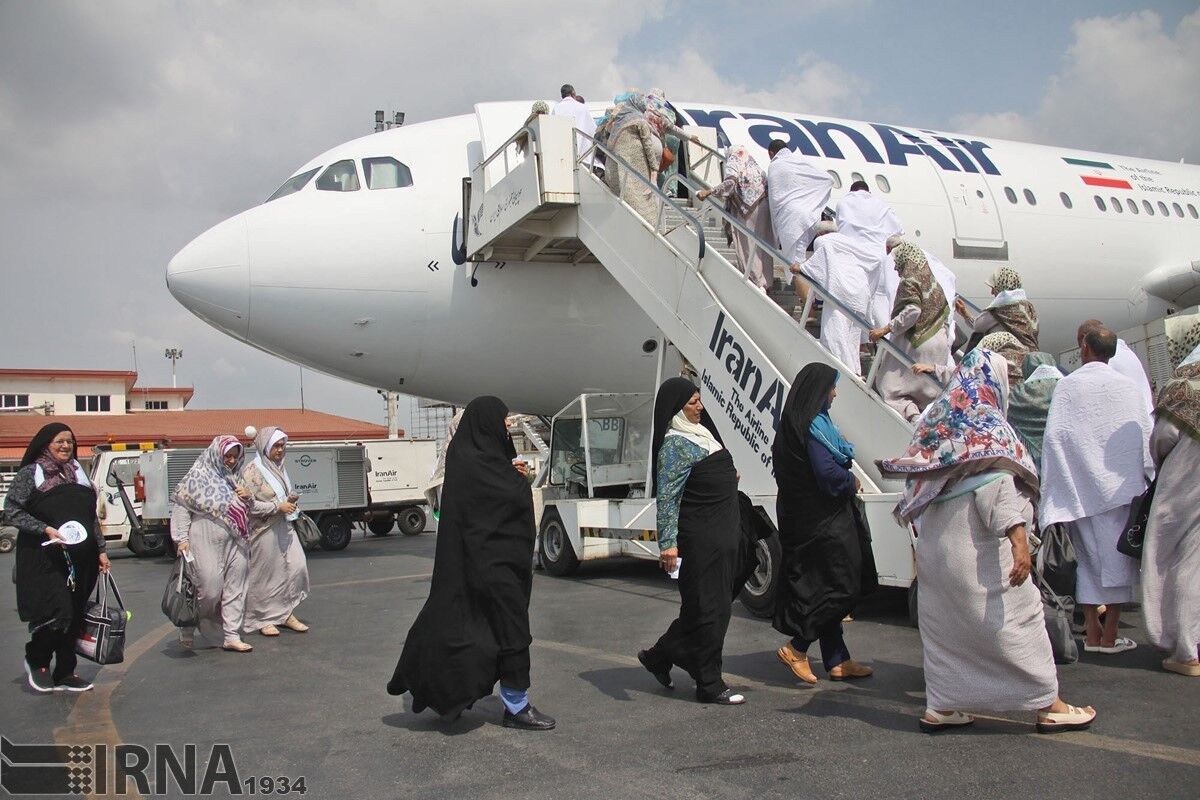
[601, 92, 663, 223]
[772, 364, 877, 686]
[515, 101, 550, 159]
[552, 84, 597, 171]
[958, 266, 1039, 352]
[696, 145, 773, 290]
[977, 331, 1028, 390]
[638, 378, 747, 706]
[836, 182, 903, 327]
[879, 236, 958, 363]
[792, 221, 877, 376]
[767, 139, 833, 272]
[644, 89, 699, 194]
[868, 242, 951, 422]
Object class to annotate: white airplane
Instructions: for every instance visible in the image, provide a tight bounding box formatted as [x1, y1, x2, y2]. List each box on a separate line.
[167, 100, 1200, 414]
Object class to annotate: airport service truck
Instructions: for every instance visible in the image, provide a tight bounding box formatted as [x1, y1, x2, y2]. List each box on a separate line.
[534, 393, 921, 623]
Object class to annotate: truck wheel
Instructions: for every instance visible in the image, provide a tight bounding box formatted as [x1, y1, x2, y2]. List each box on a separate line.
[738, 532, 782, 618]
[397, 506, 427, 536]
[539, 510, 579, 576]
[129, 530, 168, 558]
[367, 513, 395, 536]
[0, 534, 13, 554]
[907, 579, 919, 628]
[318, 514, 352, 551]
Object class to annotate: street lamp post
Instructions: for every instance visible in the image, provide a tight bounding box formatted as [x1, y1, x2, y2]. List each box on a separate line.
[164, 348, 183, 389]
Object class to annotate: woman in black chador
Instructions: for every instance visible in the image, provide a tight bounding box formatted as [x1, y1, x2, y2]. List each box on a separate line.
[637, 377, 747, 705]
[772, 364, 877, 685]
[4, 422, 110, 693]
[387, 397, 554, 730]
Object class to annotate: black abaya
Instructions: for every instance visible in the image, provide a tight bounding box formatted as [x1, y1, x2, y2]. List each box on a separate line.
[643, 378, 746, 700]
[386, 397, 536, 717]
[772, 365, 878, 644]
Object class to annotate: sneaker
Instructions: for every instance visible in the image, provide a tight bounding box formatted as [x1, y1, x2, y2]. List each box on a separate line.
[54, 674, 94, 693]
[24, 661, 54, 693]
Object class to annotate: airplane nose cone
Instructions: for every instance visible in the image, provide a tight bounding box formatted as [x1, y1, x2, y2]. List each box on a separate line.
[167, 216, 250, 340]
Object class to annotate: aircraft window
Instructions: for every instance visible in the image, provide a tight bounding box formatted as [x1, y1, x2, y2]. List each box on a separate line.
[1111, 196, 1123, 213]
[1004, 187, 1017, 204]
[1143, 200, 1154, 216]
[1060, 192, 1073, 209]
[1126, 199, 1138, 214]
[827, 170, 842, 189]
[851, 172, 865, 185]
[1173, 202, 1184, 217]
[875, 174, 891, 193]
[1157, 201, 1169, 216]
[1094, 195, 1106, 211]
[1190, 204, 1199, 219]
[1023, 189, 1036, 205]
[363, 157, 414, 190]
[316, 160, 361, 192]
[265, 167, 320, 202]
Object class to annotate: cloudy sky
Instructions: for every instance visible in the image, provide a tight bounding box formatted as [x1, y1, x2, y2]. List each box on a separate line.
[1, 1, 1196, 429]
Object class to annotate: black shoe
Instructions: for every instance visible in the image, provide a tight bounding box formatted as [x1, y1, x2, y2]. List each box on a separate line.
[502, 704, 556, 731]
[637, 650, 673, 689]
[697, 687, 746, 705]
[54, 674, 94, 693]
[24, 661, 54, 694]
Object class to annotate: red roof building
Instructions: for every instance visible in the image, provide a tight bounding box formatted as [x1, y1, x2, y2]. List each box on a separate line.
[0, 408, 393, 463]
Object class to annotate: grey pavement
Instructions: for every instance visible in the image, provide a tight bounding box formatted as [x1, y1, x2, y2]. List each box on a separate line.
[1, 532, 1197, 799]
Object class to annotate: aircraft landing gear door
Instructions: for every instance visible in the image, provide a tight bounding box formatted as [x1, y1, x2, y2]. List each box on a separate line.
[933, 171, 1009, 261]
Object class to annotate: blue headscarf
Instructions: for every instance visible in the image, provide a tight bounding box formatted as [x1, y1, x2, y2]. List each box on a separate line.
[809, 373, 855, 466]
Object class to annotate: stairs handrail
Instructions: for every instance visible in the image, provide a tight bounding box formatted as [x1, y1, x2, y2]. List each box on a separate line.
[576, 132, 706, 262]
[659, 171, 945, 397]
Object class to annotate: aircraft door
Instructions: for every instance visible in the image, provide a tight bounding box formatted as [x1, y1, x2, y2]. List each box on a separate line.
[932, 171, 1009, 260]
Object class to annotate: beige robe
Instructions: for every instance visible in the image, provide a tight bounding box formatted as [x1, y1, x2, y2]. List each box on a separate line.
[241, 462, 310, 632]
[604, 119, 663, 223]
[913, 475, 1058, 711]
[1143, 418, 1200, 662]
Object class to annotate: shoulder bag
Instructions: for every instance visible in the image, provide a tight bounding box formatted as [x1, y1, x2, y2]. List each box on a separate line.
[1116, 478, 1157, 560]
[161, 555, 198, 628]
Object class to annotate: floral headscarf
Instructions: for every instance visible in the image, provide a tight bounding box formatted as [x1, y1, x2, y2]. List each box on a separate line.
[174, 435, 250, 539]
[978, 331, 1027, 388]
[877, 348, 1038, 522]
[1155, 343, 1200, 443]
[722, 145, 767, 209]
[890, 242, 949, 347]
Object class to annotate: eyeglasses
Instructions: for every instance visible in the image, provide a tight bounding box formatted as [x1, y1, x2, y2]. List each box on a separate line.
[51, 440, 76, 448]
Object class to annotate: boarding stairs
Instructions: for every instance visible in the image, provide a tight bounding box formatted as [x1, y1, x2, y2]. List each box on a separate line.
[461, 111, 954, 586]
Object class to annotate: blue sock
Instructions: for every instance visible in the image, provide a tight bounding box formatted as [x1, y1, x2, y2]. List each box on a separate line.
[499, 685, 529, 714]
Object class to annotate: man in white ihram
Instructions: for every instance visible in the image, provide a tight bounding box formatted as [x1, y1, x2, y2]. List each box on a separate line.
[552, 83, 597, 171]
[1040, 324, 1152, 655]
[794, 221, 878, 376]
[1079, 318, 1154, 416]
[767, 140, 832, 272]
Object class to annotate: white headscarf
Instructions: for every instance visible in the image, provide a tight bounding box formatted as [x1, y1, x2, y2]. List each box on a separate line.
[667, 410, 722, 454]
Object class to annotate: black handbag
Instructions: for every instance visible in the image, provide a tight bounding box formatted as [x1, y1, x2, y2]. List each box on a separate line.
[1036, 523, 1077, 600]
[76, 573, 128, 665]
[1116, 479, 1157, 560]
[293, 514, 323, 550]
[161, 556, 198, 628]
[1032, 568, 1079, 665]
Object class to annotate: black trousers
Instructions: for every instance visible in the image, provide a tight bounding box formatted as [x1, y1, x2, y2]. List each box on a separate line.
[497, 648, 531, 691]
[26, 624, 78, 681]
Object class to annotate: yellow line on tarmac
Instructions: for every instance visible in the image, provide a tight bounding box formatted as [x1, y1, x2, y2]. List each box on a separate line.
[53, 620, 175, 800]
[534, 637, 1200, 768]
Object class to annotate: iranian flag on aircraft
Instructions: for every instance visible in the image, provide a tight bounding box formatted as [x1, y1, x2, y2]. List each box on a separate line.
[1063, 157, 1133, 189]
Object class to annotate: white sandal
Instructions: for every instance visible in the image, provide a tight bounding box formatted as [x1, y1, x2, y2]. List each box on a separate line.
[1037, 704, 1096, 733]
[1083, 637, 1136, 654]
[919, 709, 974, 733]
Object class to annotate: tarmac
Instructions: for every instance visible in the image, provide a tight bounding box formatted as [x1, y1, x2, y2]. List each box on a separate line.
[1, 531, 1197, 799]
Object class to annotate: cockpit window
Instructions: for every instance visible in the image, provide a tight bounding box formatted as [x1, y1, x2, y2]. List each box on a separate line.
[363, 157, 414, 189]
[316, 160, 361, 192]
[265, 167, 320, 202]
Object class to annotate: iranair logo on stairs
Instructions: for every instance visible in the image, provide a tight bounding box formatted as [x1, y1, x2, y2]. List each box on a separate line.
[704, 310, 785, 472]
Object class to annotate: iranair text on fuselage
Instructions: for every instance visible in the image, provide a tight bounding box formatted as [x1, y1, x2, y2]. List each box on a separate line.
[681, 107, 1002, 175]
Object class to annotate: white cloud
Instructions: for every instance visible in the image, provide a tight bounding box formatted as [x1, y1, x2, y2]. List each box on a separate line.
[954, 9, 1200, 162]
